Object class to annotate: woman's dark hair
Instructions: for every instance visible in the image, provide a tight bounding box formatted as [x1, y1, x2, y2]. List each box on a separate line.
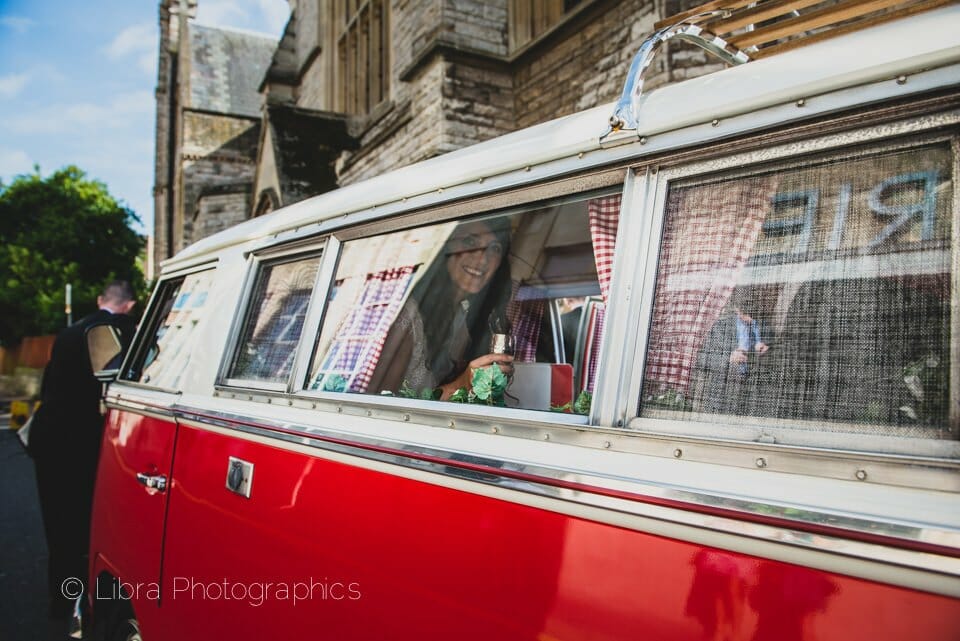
[412, 216, 513, 384]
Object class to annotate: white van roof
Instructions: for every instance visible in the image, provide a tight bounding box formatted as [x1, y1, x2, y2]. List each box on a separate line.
[167, 4, 960, 269]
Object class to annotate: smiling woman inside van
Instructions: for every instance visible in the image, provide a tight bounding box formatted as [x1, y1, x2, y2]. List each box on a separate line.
[307, 190, 621, 412]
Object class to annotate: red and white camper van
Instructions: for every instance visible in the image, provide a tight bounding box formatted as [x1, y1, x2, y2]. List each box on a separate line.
[86, 3, 960, 640]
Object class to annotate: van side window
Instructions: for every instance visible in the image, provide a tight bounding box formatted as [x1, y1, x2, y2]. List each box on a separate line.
[123, 269, 216, 388]
[226, 254, 321, 385]
[640, 142, 954, 439]
[307, 191, 621, 412]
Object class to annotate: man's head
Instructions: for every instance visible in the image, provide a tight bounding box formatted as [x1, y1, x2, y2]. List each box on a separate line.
[98, 280, 137, 315]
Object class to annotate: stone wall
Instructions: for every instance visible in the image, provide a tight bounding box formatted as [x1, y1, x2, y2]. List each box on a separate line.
[179, 111, 259, 248]
[440, 0, 508, 56]
[513, 0, 659, 130]
[192, 190, 251, 241]
[155, 0, 737, 256]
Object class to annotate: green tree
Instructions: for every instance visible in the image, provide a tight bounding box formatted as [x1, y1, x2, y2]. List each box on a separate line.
[0, 166, 145, 344]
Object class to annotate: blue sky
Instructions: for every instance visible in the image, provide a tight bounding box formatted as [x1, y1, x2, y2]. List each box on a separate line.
[0, 0, 289, 234]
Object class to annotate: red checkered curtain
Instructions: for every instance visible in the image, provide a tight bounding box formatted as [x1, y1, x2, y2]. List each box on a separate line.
[589, 195, 622, 302]
[506, 281, 544, 362]
[644, 176, 779, 394]
[580, 302, 605, 393]
[312, 266, 416, 393]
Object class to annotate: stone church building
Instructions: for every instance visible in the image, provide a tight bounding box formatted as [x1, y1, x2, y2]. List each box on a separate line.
[154, 0, 720, 266]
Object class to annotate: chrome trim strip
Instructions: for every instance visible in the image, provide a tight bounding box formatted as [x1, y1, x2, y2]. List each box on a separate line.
[165, 403, 960, 563]
[172, 411, 960, 598]
[105, 397, 176, 421]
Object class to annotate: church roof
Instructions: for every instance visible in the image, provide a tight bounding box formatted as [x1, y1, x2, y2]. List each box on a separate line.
[189, 24, 276, 118]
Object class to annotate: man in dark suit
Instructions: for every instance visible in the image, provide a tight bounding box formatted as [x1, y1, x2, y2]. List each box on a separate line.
[29, 280, 137, 621]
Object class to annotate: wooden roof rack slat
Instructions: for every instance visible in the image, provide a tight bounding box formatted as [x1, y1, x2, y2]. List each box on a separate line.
[749, 0, 956, 58]
[729, 0, 921, 49]
[608, 0, 952, 138]
[707, 0, 825, 35]
[653, 0, 758, 30]
[655, 0, 953, 57]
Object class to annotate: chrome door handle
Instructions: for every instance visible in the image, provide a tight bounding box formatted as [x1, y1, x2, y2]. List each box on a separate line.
[136, 473, 167, 492]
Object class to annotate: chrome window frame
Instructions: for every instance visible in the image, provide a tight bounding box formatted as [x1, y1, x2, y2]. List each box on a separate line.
[621, 110, 960, 462]
[292, 182, 629, 425]
[119, 261, 219, 392]
[217, 241, 327, 393]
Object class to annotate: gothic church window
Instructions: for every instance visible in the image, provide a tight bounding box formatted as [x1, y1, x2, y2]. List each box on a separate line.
[509, 0, 585, 51]
[335, 0, 389, 115]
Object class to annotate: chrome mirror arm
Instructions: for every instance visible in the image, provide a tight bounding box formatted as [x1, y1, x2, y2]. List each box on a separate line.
[603, 10, 752, 140]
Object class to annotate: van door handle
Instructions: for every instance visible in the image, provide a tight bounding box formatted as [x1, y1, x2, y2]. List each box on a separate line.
[136, 473, 168, 492]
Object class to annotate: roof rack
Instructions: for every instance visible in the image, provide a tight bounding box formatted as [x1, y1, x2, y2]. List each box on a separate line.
[606, 0, 952, 137]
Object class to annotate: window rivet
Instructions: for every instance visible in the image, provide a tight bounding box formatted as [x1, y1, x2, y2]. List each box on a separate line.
[449, 420, 456, 428]
[796, 99, 805, 107]
[266, 398, 272, 404]
[525, 166, 532, 172]
[402, 197, 407, 202]
[336, 406, 342, 413]
[403, 414, 410, 422]
[577, 152, 585, 159]
[437, 187, 443, 193]
[896, 75, 907, 85]
[288, 400, 293, 406]
[478, 177, 484, 183]
[311, 403, 317, 409]
[248, 396, 253, 401]
[213, 391, 219, 397]
[543, 433, 550, 441]
[367, 410, 373, 417]
[492, 426, 500, 434]
[711, 119, 720, 127]
[639, 136, 647, 145]
[856, 469, 868, 481]
[603, 441, 612, 449]
[673, 448, 683, 458]
[755, 457, 767, 468]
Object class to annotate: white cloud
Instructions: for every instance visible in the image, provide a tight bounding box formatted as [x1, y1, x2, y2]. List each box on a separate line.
[0, 73, 28, 99]
[0, 16, 35, 33]
[105, 23, 155, 58]
[5, 91, 154, 135]
[139, 52, 157, 75]
[195, 0, 289, 38]
[0, 147, 33, 178]
[195, 1, 250, 27]
[105, 23, 158, 77]
[257, 0, 291, 36]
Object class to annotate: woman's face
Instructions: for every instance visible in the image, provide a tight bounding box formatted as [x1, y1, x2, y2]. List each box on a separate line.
[445, 221, 505, 296]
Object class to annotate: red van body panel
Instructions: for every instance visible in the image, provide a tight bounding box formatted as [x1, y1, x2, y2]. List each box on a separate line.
[90, 413, 960, 640]
[89, 409, 177, 636]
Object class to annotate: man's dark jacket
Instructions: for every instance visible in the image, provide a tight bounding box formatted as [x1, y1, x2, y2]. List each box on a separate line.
[29, 309, 136, 461]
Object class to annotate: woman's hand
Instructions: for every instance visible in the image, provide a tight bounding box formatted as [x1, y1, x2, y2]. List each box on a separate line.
[439, 354, 514, 400]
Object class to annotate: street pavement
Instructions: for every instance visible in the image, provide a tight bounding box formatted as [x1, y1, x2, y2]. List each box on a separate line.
[0, 417, 74, 640]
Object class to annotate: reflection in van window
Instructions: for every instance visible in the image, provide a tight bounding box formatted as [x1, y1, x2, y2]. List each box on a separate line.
[227, 255, 321, 384]
[641, 143, 953, 439]
[308, 192, 621, 412]
[132, 270, 216, 388]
